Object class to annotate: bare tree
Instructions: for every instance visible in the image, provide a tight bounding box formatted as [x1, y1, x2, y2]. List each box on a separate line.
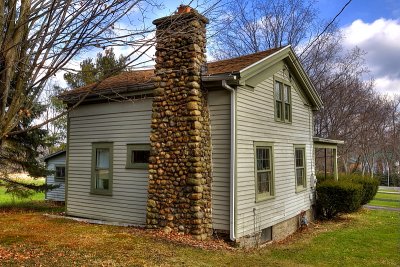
[0, 0, 159, 138]
[210, 0, 319, 59]
[209, 0, 398, 178]
[0, 0, 160, 184]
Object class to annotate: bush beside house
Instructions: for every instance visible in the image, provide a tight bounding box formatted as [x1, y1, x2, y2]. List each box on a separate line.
[316, 174, 379, 219]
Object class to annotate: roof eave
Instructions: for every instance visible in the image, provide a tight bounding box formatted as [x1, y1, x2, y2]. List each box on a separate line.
[43, 150, 66, 162]
[313, 137, 345, 145]
[286, 49, 323, 110]
[238, 45, 323, 110]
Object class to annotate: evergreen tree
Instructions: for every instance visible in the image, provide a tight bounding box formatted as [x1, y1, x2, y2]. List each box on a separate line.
[64, 48, 127, 89]
[0, 103, 54, 191]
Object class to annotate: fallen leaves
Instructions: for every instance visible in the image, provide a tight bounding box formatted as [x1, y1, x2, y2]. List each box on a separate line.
[0, 245, 45, 261]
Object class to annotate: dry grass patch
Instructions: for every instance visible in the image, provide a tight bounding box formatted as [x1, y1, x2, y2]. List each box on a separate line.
[0, 207, 398, 266]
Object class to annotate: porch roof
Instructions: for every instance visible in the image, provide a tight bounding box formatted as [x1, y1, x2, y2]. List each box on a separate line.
[313, 137, 344, 148]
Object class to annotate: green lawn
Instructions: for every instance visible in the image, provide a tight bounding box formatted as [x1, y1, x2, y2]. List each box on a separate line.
[374, 192, 400, 201]
[0, 183, 64, 213]
[0, 205, 399, 266]
[368, 190, 400, 208]
[0, 186, 45, 203]
[379, 188, 399, 193]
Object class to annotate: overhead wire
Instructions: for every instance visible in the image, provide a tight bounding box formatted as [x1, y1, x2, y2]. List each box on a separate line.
[299, 0, 353, 58]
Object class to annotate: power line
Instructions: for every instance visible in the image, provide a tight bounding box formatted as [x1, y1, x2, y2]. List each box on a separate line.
[299, 0, 353, 58]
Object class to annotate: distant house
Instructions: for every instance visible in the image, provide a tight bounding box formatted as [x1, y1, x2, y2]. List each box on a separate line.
[44, 150, 66, 202]
[59, 8, 339, 246]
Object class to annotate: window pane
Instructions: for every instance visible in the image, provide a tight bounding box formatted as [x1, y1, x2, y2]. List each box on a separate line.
[96, 169, 109, 189]
[285, 103, 290, 121]
[284, 85, 290, 103]
[96, 148, 109, 168]
[295, 149, 304, 167]
[275, 82, 282, 100]
[296, 168, 304, 186]
[132, 150, 150, 164]
[276, 101, 282, 119]
[256, 148, 270, 170]
[55, 166, 65, 178]
[257, 172, 270, 194]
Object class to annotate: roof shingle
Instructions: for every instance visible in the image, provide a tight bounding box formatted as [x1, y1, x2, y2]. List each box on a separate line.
[61, 47, 283, 98]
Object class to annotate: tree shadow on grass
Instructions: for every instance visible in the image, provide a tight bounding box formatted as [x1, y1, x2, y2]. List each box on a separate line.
[0, 200, 65, 214]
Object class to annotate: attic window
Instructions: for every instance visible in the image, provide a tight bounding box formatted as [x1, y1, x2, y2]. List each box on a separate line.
[274, 80, 291, 123]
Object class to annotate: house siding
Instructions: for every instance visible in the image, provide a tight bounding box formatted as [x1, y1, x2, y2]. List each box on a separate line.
[67, 91, 231, 229]
[235, 67, 315, 238]
[67, 99, 152, 224]
[208, 89, 231, 231]
[46, 154, 66, 201]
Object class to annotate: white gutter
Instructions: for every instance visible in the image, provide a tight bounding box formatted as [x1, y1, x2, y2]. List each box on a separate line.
[221, 80, 236, 241]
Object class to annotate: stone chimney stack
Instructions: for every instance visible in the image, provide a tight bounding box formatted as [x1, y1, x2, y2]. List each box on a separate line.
[146, 7, 212, 240]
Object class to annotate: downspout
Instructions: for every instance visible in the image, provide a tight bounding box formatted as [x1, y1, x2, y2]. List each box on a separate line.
[222, 80, 236, 241]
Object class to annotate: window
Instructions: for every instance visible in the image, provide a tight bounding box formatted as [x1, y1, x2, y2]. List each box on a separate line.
[295, 146, 306, 190]
[275, 80, 291, 122]
[126, 144, 150, 169]
[91, 143, 113, 195]
[284, 84, 291, 122]
[55, 165, 66, 181]
[254, 142, 274, 201]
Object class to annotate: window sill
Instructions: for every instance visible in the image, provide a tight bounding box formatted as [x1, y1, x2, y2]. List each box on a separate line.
[274, 119, 292, 124]
[125, 163, 148, 169]
[90, 190, 112, 196]
[295, 187, 307, 193]
[255, 195, 275, 203]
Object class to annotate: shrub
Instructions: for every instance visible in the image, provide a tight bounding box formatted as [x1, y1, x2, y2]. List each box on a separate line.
[343, 175, 379, 205]
[315, 173, 334, 183]
[316, 180, 363, 219]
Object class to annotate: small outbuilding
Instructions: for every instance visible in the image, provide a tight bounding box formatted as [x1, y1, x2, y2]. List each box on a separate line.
[44, 150, 66, 202]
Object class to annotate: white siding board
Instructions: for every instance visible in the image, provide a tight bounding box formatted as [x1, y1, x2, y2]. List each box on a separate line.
[235, 67, 315, 238]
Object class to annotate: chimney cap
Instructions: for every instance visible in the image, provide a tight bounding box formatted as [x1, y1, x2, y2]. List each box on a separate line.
[153, 6, 209, 26]
[177, 5, 192, 14]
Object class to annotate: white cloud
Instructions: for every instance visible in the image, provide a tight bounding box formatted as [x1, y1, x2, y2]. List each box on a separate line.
[342, 18, 400, 96]
[374, 76, 400, 96]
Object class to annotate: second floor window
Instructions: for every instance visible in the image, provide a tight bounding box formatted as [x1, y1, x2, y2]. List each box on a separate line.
[275, 80, 291, 122]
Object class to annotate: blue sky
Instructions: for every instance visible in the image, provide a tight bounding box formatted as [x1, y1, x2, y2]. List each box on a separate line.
[317, 0, 400, 26]
[60, 0, 400, 96]
[148, 0, 400, 96]
[326, 0, 400, 96]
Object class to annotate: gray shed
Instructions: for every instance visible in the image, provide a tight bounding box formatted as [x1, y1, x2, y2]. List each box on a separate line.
[44, 150, 66, 202]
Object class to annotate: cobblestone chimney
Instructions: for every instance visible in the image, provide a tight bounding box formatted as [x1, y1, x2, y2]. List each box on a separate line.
[146, 7, 212, 240]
